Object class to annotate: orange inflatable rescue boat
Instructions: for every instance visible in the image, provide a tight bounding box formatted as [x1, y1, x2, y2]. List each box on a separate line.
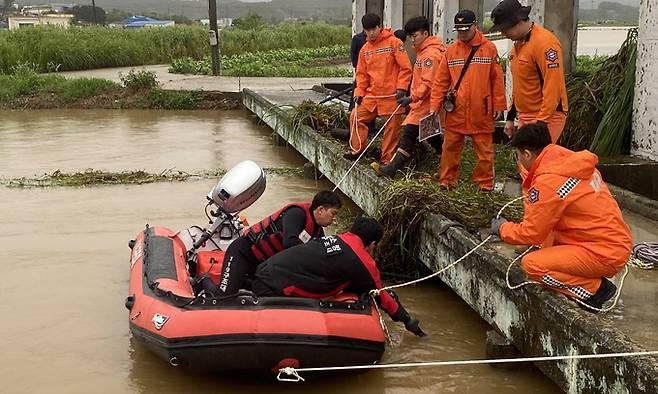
[126, 161, 385, 373]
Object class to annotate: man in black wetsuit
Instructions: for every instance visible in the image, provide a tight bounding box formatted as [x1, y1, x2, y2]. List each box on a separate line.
[203, 190, 342, 296]
[251, 217, 426, 337]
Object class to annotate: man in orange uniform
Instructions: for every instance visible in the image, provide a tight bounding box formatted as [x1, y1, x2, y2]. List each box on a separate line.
[491, 123, 632, 312]
[491, 0, 569, 182]
[344, 13, 412, 165]
[429, 10, 506, 191]
[372, 16, 446, 178]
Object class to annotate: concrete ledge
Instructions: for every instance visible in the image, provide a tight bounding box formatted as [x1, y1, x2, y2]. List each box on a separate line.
[243, 88, 658, 393]
[608, 183, 658, 223]
[416, 213, 658, 393]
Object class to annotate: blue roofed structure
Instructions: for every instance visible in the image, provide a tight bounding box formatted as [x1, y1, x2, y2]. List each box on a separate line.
[122, 16, 174, 29]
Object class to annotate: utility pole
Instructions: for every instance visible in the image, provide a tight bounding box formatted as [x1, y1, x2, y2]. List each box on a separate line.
[91, 0, 98, 25]
[208, 0, 221, 76]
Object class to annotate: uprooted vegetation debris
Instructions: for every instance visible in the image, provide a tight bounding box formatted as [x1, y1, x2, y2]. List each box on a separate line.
[288, 100, 350, 132]
[4, 167, 304, 188]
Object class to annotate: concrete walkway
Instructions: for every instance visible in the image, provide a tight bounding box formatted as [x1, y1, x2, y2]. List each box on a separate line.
[56, 65, 352, 93]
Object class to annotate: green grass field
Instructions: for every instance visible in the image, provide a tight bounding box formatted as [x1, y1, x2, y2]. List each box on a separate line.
[0, 23, 351, 74]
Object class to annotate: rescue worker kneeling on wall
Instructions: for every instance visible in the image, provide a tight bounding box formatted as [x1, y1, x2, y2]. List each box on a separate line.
[490, 123, 632, 312]
[202, 190, 342, 296]
[251, 217, 426, 337]
[372, 16, 446, 178]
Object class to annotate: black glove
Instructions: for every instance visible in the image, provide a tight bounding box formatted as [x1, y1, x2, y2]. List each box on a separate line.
[353, 96, 363, 105]
[395, 89, 406, 100]
[403, 315, 426, 337]
[391, 304, 426, 337]
[490, 216, 508, 237]
[397, 96, 412, 107]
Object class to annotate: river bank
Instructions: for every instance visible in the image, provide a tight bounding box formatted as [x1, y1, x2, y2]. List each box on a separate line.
[0, 71, 240, 110]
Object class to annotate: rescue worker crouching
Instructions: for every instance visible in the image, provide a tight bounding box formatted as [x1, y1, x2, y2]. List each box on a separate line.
[372, 16, 446, 178]
[429, 10, 506, 191]
[344, 13, 412, 166]
[490, 123, 632, 312]
[202, 190, 342, 296]
[251, 217, 426, 337]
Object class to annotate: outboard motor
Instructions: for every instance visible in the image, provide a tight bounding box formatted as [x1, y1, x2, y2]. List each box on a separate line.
[190, 161, 266, 253]
[207, 160, 266, 214]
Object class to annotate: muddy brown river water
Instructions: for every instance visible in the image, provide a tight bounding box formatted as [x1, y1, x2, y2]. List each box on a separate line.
[0, 110, 559, 393]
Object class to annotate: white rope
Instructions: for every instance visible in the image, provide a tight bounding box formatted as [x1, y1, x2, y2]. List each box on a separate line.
[277, 350, 658, 382]
[348, 94, 398, 154]
[348, 101, 361, 153]
[629, 255, 654, 270]
[333, 103, 403, 192]
[505, 246, 537, 289]
[505, 247, 632, 313]
[371, 195, 525, 295]
[574, 265, 630, 313]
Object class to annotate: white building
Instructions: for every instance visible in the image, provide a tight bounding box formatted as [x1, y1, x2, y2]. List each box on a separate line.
[8, 14, 73, 30]
[199, 18, 233, 28]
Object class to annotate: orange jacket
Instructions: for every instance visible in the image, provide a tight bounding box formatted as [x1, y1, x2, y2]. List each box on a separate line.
[404, 36, 446, 125]
[354, 28, 412, 115]
[430, 30, 506, 134]
[509, 24, 569, 122]
[500, 145, 632, 263]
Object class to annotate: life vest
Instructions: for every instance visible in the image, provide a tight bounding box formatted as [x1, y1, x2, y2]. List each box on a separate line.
[244, 202, 320, 262]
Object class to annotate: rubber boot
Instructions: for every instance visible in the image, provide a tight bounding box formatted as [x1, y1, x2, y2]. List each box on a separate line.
[580, 278, 617, 313]
[371, 149, 411, 178]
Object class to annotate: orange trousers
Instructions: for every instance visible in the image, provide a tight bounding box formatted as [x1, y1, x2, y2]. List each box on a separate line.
[521, 245, 625, 300]
[349, 105, 401, 164]
[517, 111, 567, 185]
[439, 131, 494, 190]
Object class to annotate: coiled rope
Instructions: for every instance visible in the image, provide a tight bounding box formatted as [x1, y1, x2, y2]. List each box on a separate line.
[333, 101, 403, 192]
[629, 242, 658, 270]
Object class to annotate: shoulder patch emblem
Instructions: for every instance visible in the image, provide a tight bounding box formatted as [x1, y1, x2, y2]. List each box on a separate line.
[399, 44, 406, 52]
[528, 187, 540, 204]
[545, 48, 558, 62]
[424, 58, 433, 67]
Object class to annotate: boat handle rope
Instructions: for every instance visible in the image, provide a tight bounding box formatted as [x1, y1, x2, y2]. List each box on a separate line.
[277, 350, 658, 382]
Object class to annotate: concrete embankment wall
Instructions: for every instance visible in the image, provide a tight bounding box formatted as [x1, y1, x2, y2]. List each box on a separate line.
[243, 88, 658, 393]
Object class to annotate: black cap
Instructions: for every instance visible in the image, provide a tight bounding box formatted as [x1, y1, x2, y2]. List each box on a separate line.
[454, 10, 476, 31]
[490, 0, 531, 32]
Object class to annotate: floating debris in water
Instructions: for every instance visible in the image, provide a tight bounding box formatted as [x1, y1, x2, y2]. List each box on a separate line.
[4, 167, 304, 188]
